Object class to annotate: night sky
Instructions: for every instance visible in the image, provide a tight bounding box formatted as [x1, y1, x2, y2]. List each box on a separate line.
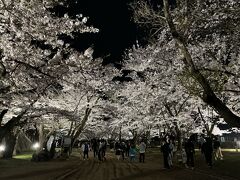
[53, 0, 176, 66]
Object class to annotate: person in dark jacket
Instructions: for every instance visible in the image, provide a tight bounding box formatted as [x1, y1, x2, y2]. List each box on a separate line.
[184, 138, 195, 169]
[82, 142, 89, 160]
[121, 141, 126, 160]
[202, 137, 213, 167]
[161, 140, 171, 169]
[92, 139, 98, 158]
[126, 141, 130, 157]
[115, 142, 121, 160]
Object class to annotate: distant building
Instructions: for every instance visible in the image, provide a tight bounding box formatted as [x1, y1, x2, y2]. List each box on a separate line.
[219, 131, 240, 148]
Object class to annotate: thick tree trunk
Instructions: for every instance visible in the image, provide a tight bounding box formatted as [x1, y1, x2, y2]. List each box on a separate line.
[203, 93, 240, 128]
[2, 130, 17, 159]
[0, 110, 27, 143]
[12, 128, 20, 155]
[174, 125, 182, 151]
[163, 0, 240, 128]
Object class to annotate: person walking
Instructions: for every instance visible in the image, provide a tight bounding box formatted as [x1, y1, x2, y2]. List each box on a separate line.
[139, 140, 146, 163]
[184, 138, 195, 169]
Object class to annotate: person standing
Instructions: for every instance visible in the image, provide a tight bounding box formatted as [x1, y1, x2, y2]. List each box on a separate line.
[139, 140, 146, 163]
[82, 142, 89, 160]
[129, 144, 137, 162]
[184, 138, 195, 169]
[92, 139, 98, 158]
[126, 141, 130, 157]
[213, 137, 223, 160]
[115, 141, 121, 160]
[161, 140, 170, 169]
[99, 139, 106, 161]
[202, 137, 213, 167]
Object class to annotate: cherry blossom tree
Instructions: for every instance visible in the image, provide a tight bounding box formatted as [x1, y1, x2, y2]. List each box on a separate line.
[0, 0, 118, 158]
[132, 0, 240, 127]
[115, 33, 207, 148]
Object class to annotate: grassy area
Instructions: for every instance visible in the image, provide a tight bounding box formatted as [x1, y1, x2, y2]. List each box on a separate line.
[13, 153, 33, 160]
[197, 151, 240, 178]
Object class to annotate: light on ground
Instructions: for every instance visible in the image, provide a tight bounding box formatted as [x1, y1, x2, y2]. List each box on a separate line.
[0, 145, 5, 152]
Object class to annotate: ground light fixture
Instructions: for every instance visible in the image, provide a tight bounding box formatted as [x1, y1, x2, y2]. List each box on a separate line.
[0, 144, 5, 152]
[32, 142, 40, 150]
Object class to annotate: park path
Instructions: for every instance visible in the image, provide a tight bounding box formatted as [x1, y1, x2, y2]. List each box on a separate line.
[0, 152, 238, 180]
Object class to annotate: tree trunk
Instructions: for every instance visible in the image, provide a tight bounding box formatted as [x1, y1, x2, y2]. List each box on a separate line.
[2, 130, 17, 159]
[119, 126, 122, 141]
[175, 125, 182, 151]
[145, 130, 151, 145]
[71, 107, 92, 148]
[37, 124, 44, 153]
[13, 133, 19, 156]
[13, 127, 20, 155]
[0, 110, 27, 143]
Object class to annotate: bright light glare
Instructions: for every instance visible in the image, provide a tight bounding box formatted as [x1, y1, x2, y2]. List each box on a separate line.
[32, 142, 40, 150]
[0, 145, 5, 152]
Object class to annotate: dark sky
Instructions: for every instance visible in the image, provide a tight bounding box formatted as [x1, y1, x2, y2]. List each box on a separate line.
[54, 0, 176, 66]
[54, 0, 136, 66]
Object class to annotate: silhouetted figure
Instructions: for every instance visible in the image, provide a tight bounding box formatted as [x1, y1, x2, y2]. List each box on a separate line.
[202, 137, 213, 167]
[82, 142, 89, 160]
[161, 140, 170, 169]
[121, 141, 126, 160]
[115, 142, 121, 160]
[184, 138, 195, 169]
[92, 139, 98, 158]
[126, 142, 130, 157]
[98, 139, 106, 161]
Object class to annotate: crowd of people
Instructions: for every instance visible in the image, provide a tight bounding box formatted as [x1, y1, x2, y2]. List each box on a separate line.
[79, 135, 223, 170]
[79, 139, 146, 163]
[80, 139, 107, 161]
[160, 135, 223, 170]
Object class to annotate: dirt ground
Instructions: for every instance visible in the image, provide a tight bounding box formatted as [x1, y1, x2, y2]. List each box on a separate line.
[0, 150, 239, 180]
